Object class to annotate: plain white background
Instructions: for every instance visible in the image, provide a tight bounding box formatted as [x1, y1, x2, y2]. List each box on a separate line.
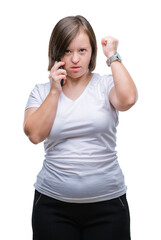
[0, 0, 161, 239]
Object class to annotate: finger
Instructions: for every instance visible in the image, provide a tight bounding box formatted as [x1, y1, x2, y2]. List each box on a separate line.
[49, 74, 66, 82]
[101, 38, 107, 46]
[50, 61, 64, 73]
[59, 74, 67, 81]
[57, 68, 67, 76]
[56, 61, 65, 69]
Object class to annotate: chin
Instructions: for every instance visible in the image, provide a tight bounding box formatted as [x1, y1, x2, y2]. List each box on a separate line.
[67, 70, 88, 79]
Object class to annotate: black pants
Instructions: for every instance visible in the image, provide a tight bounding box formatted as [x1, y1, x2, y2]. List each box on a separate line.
[32, 190, 131, 240]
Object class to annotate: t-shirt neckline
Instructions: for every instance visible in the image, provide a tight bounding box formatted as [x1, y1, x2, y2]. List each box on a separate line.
[61, 73, 96, 103]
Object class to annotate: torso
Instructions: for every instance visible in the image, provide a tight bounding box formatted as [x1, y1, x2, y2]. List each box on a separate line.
[26, 73, 127, 203]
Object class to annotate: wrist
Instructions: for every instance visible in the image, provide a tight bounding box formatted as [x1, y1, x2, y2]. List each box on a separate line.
[106, 52, 122, 67]
[106, 51, 116, 59]
[49, 88, 61, 96]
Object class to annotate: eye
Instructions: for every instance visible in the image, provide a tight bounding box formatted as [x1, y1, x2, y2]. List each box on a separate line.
[80, 48, 86, 53]
[65, 49, 71, 54]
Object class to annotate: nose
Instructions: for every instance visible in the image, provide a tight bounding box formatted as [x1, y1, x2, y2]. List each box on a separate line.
[71, 52, 79, 63]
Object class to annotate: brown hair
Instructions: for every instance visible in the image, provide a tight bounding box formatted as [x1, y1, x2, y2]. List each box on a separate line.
[48, 15, 97, 71]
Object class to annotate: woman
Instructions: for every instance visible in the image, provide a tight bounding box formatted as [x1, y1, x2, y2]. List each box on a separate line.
[24, 15, 137, 240]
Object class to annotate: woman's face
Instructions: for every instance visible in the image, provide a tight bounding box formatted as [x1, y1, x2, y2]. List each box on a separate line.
[61, 30, 92, 80]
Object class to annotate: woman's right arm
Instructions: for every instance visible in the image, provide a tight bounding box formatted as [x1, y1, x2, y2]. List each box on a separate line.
[24, 90, 60, 144]
[24, 61, 67, 144]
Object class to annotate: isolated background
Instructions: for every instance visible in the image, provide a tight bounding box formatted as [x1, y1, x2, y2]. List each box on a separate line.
[0, 0, 160, 239]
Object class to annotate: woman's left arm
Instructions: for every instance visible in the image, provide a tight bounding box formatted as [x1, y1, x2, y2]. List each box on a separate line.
[101, 36, 138, 111]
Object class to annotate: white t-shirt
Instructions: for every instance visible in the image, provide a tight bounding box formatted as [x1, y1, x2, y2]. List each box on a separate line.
[25, 73, 127, 203]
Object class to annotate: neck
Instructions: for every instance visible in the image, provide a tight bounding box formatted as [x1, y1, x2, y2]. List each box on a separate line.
[65, 72, 93, 88]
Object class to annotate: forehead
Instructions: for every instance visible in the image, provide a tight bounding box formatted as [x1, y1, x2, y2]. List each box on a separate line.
[68, 30, 91, 48]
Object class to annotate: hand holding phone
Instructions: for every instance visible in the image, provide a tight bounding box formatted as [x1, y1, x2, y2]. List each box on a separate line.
[49, 59, 66, 94]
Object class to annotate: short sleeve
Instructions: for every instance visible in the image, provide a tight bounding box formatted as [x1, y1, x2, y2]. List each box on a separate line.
[107, 74, 114, 95]
[25, 84, 43, 110]
[98, 74, 114, 96]
[104, 74, 114, 96]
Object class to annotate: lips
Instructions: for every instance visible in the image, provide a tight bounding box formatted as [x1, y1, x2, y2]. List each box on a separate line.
[71, 66, 81, 71]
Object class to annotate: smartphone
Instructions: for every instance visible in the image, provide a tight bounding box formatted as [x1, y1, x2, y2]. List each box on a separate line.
[57, 58, 64, 87]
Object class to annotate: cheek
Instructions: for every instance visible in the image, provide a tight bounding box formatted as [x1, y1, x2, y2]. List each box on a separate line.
[88, 51, 92, 63]
[84, 54, 92, 67]
[86, 57, 92, 69]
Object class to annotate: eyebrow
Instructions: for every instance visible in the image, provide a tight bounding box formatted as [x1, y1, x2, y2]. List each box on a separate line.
[66, 46, 91, 50]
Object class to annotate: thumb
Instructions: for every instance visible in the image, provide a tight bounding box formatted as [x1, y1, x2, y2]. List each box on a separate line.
[101, 38, 107, 46]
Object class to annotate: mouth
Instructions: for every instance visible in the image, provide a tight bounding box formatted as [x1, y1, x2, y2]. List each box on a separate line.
[70, 66, 81, 72]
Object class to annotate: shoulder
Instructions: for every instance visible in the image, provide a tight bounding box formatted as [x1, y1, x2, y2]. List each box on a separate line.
[33, 82, 50, 93]
[30, 82, 50, 100]
[25, 82, 50, 110]
[93, 73, 113, 84]
[92, 73, 114, 94]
